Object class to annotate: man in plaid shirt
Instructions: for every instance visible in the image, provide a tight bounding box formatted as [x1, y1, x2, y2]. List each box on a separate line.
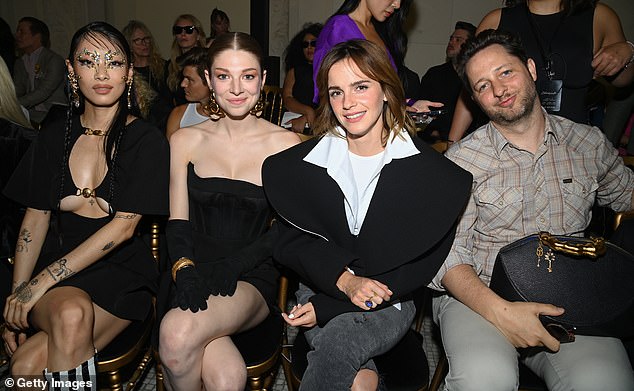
[430, 29, 634, 391]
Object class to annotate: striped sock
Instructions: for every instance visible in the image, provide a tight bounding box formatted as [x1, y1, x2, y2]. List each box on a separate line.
[43, 354, 96, 390]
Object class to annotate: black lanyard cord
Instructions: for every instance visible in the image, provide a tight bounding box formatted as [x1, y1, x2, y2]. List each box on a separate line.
[524, 4, 566, 80]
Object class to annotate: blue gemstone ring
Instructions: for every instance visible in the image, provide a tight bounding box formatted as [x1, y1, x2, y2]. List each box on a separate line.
[365, 300, 373, 308]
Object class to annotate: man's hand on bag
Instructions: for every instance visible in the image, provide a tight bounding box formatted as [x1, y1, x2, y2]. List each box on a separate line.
[490, 300, 564, 352]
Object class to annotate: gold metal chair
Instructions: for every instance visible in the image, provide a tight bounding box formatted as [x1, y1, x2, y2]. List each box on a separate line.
[431, 141, 448, 154]
[614, 210, 634, 231]
[96, 219, 161, 391]
[242, 274, 289, 390]
[260, 85, 285, 126]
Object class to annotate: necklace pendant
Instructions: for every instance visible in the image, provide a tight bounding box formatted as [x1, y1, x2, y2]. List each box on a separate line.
[78, 187, 95, 198]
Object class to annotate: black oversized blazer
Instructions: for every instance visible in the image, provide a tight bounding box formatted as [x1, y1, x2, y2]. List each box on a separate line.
[262, 135, 472, 325]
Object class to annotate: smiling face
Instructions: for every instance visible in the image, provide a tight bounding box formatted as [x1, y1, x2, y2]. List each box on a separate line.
[327, 58, 386, 146]
[467, 44, 539, 127]
[207, 48, 265, 118]
[365, 0, 401, 22]
[68, 36, 132, 108]
[174, 18, 200, 51]
[181, 65, 208, 103]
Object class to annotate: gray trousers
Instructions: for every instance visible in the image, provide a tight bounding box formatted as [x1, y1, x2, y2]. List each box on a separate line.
[433, 294, 634, 391]
[297, 284, 415, 391]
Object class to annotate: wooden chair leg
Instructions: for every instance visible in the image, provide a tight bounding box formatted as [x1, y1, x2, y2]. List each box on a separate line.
[247, 375, 261, 390]
[124, 350, 153, 391]
[103, 370, 123, 391]
[154, 350, 166, 391]
[428, 353, 448, 391]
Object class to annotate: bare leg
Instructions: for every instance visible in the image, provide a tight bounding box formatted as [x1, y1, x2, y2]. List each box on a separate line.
[201, 336, 247, 391]
[159, 282, 269, 391]
[351, 369, 379, 391]
[11, 286, 130, 376]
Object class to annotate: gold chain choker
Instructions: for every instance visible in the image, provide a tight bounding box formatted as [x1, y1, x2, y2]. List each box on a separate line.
[83, 127, 107, 136]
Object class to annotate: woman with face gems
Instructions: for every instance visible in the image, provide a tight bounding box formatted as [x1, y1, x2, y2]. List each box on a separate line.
[262, 40, 472, 391]
[2, 22, 169, 389]
[158, 32, 300, 391]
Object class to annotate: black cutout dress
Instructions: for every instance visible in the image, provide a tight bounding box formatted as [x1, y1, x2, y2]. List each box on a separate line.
[3, 116, 169, 321]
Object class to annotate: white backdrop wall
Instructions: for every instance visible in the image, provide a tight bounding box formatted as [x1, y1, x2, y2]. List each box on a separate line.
[1, 0, 632, 85]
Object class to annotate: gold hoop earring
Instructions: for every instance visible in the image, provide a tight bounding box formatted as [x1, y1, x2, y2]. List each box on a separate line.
[204, 92, 226, 120]
[126, 74, 133, 110]
[249, 95, 265, 116]
[68, 71, 80, 108]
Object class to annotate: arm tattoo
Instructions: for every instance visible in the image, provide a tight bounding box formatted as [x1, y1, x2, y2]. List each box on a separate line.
[14, 282, 32, 303]
[16, 228, 32, 253]
[12, 281, 27, 294]
[114, 213, 137, 220]
[46, 258, 75, 282]
[102, 241, 115, 251]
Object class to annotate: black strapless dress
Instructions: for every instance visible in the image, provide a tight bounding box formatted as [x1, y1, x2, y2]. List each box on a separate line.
[161, 163, 279, 312]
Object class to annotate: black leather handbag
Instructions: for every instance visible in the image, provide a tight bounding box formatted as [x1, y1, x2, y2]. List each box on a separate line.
[490, 232, 634, 340]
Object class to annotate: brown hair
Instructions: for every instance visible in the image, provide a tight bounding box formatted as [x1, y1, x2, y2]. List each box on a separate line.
[313, 39, 414, 144]
[207, 32, 263, 74]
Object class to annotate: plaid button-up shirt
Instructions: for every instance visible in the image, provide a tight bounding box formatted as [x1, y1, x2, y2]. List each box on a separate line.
[430, 112, 634, 290]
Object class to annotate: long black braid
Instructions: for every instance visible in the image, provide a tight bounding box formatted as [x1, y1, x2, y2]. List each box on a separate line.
[56, 22, 134, 240]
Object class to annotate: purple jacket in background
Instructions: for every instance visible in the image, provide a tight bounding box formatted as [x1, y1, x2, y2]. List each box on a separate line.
[312, 14, 396, 103]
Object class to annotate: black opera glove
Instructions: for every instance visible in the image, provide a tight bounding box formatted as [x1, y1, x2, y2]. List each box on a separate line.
[166, 219, 195, 261]
[174, 266, 210, 312]
[207, 259, 243, 296]
[166, 219, 210, 312]
[207, 221, 280, 296]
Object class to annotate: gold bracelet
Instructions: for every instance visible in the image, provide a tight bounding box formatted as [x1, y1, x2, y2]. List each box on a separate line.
[171, 257, 195, 282]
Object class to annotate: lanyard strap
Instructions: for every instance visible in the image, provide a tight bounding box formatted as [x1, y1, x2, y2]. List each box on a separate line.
[524, 4, 565, 80]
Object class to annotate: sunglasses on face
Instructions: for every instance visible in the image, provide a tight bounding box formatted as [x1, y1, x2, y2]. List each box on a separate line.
[545, 323, 576, 343]
[172, 25, 197, 35]
[132, 37, 152, 45]
[302, 40, 317, 49]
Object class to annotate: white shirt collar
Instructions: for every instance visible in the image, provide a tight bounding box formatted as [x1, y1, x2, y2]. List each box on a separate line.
[304, 126, 419, 169]
[304, 127, 420, 236]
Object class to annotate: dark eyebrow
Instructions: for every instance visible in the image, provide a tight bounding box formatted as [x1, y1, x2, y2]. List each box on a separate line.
[351, 79, 371, 87]
[328, 79, 370, 91]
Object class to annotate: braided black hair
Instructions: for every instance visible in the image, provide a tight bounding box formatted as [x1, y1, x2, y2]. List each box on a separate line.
[58, 21, 134, 217]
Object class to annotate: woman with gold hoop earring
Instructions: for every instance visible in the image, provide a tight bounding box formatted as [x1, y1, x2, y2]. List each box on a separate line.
[158, 32, 300, 390]
[2, 22, 169, 389]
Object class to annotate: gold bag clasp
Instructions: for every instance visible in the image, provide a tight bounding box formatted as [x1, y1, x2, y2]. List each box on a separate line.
[538, 232, 606, 258]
